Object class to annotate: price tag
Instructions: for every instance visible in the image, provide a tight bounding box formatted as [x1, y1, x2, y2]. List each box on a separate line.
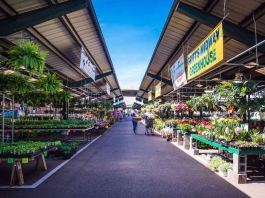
[82, 129, 85, 133]
[22, 158, 28, 163]
[37, 130, 41, 133]
[15, 130, 19, 133]
[43, 152, 47, 157]
[56, 130, 60, 133]
[73, 129, 76, 133]
[50, 130, 54, 133]
[67, 130, 70, 132]
[7, 158, 14, 163]
[28, 130, 32, 133]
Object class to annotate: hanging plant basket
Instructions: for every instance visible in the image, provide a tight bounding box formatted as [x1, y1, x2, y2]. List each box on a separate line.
[8, 40, 48, 76]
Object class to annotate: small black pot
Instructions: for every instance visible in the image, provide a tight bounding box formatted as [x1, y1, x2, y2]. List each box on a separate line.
[55, 150, 63, 157]
[63, 153, 71, 160]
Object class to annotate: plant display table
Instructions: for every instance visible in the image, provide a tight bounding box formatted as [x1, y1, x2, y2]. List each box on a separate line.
[0, 149, 53, 186]
[191, 134, 265, 183]
[173, 129, 197, 149]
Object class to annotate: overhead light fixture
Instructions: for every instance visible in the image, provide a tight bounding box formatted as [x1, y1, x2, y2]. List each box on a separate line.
[196, 83, 203, 87]
[28, 78, 37, 82]
[204, 86, 213, 93]
[256, 68, 265, 75]
[245, 61, 256, 69]
[212, 77, 220, 81]
[4, 70, 16, 75]
[234, 73, 243, 83]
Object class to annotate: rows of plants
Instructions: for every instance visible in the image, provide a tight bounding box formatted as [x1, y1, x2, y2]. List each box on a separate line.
[4, 119, 94, 129]
[153, 116, 265, 149]
[0, 141, 55, 156]
[55, 141, 80, 160]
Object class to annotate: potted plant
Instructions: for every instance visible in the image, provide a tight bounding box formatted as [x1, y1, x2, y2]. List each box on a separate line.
[219, 163, 232, 177]
[8, 40, 48, 76]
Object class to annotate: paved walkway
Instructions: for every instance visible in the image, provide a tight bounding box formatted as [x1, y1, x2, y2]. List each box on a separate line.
[1, 117, 248, 198]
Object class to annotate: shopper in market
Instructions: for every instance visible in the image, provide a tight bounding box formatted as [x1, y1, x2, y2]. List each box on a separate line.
[119, 111, 123, 121]
[131, 109, 139, 135]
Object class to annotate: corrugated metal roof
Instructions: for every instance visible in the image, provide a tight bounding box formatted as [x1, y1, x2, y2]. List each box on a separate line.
[0, 0, 122, 99]
[137, 0, 265, 102]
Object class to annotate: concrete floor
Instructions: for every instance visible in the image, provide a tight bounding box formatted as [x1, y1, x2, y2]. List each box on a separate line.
[1, 117, 250, 198]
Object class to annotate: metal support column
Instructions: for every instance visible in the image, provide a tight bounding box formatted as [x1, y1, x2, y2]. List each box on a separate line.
[2, 94, 4, 143]
[12, 95, 14, 142]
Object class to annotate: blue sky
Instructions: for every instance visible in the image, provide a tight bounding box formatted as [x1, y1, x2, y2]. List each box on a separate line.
[92, 0, 174, 88]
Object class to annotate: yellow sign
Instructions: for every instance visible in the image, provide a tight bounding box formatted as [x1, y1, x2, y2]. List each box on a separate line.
[148, 91, 152, 101]
[155, 82, 161, 98]
[187, 22, 223, 80]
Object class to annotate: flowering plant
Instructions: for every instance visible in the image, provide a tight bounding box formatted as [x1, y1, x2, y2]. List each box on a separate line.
[174, 103, 188, 111]
[223, 127, 234, 141]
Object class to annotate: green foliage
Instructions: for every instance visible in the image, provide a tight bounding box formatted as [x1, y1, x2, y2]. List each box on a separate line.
[141, 107, 146, 113]
[8, 40, 48, 75]
[219, 163, 232, 172]
[35, 72, 61, 93]
[0, 141, 54, 155]
[178, 124, 192, 131]
[209, 156, 227, 172]
[234, 141, 259, 147]
[154, 118, 165, 131]
[0, 72, 34, 94]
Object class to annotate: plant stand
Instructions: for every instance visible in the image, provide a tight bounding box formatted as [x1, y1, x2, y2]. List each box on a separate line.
[183, 135, 190, 150]
[189, 136, 199, 155]
[176, 132, 183, 146]
[228, 154, 247, 184]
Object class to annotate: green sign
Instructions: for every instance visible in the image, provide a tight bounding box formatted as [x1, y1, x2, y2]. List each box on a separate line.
[22, 158, 28, 163]
[43, 151, 47, 157]
[7, 158, 14, 163]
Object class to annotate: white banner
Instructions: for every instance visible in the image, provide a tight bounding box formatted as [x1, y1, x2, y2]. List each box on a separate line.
[113, 94, 115, 103]
[79, 47, 96, 80]
[170, 54, 187, 90]
[106, 83, 110, 95]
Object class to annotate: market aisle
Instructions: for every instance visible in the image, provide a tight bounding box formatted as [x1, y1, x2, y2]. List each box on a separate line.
[1, 117, 248, 198]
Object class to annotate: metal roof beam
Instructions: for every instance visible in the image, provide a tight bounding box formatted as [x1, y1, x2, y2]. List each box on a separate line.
[140, 88, 148, 93]
[147, 73, 173, 86]
[139, 0, 220, 98]
[177, 2, 265, 53]
[69, 71, 113, 88]
[0, 0, 88, 36]
[99, 87, 119, 96]
[238, 3, 265, 27]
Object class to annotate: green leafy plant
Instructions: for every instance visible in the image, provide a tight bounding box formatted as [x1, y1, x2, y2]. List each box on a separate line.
[178, 124, 192, 132]
[36, 72, 61, 93]
[219, 163, 232, 173]
[8, 40, 48, 75]
[209, 156, 227, 172]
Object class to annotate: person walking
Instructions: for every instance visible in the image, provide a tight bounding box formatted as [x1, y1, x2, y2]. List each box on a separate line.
[119, 111, 123, 121]
[131, 110, 139, 135]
